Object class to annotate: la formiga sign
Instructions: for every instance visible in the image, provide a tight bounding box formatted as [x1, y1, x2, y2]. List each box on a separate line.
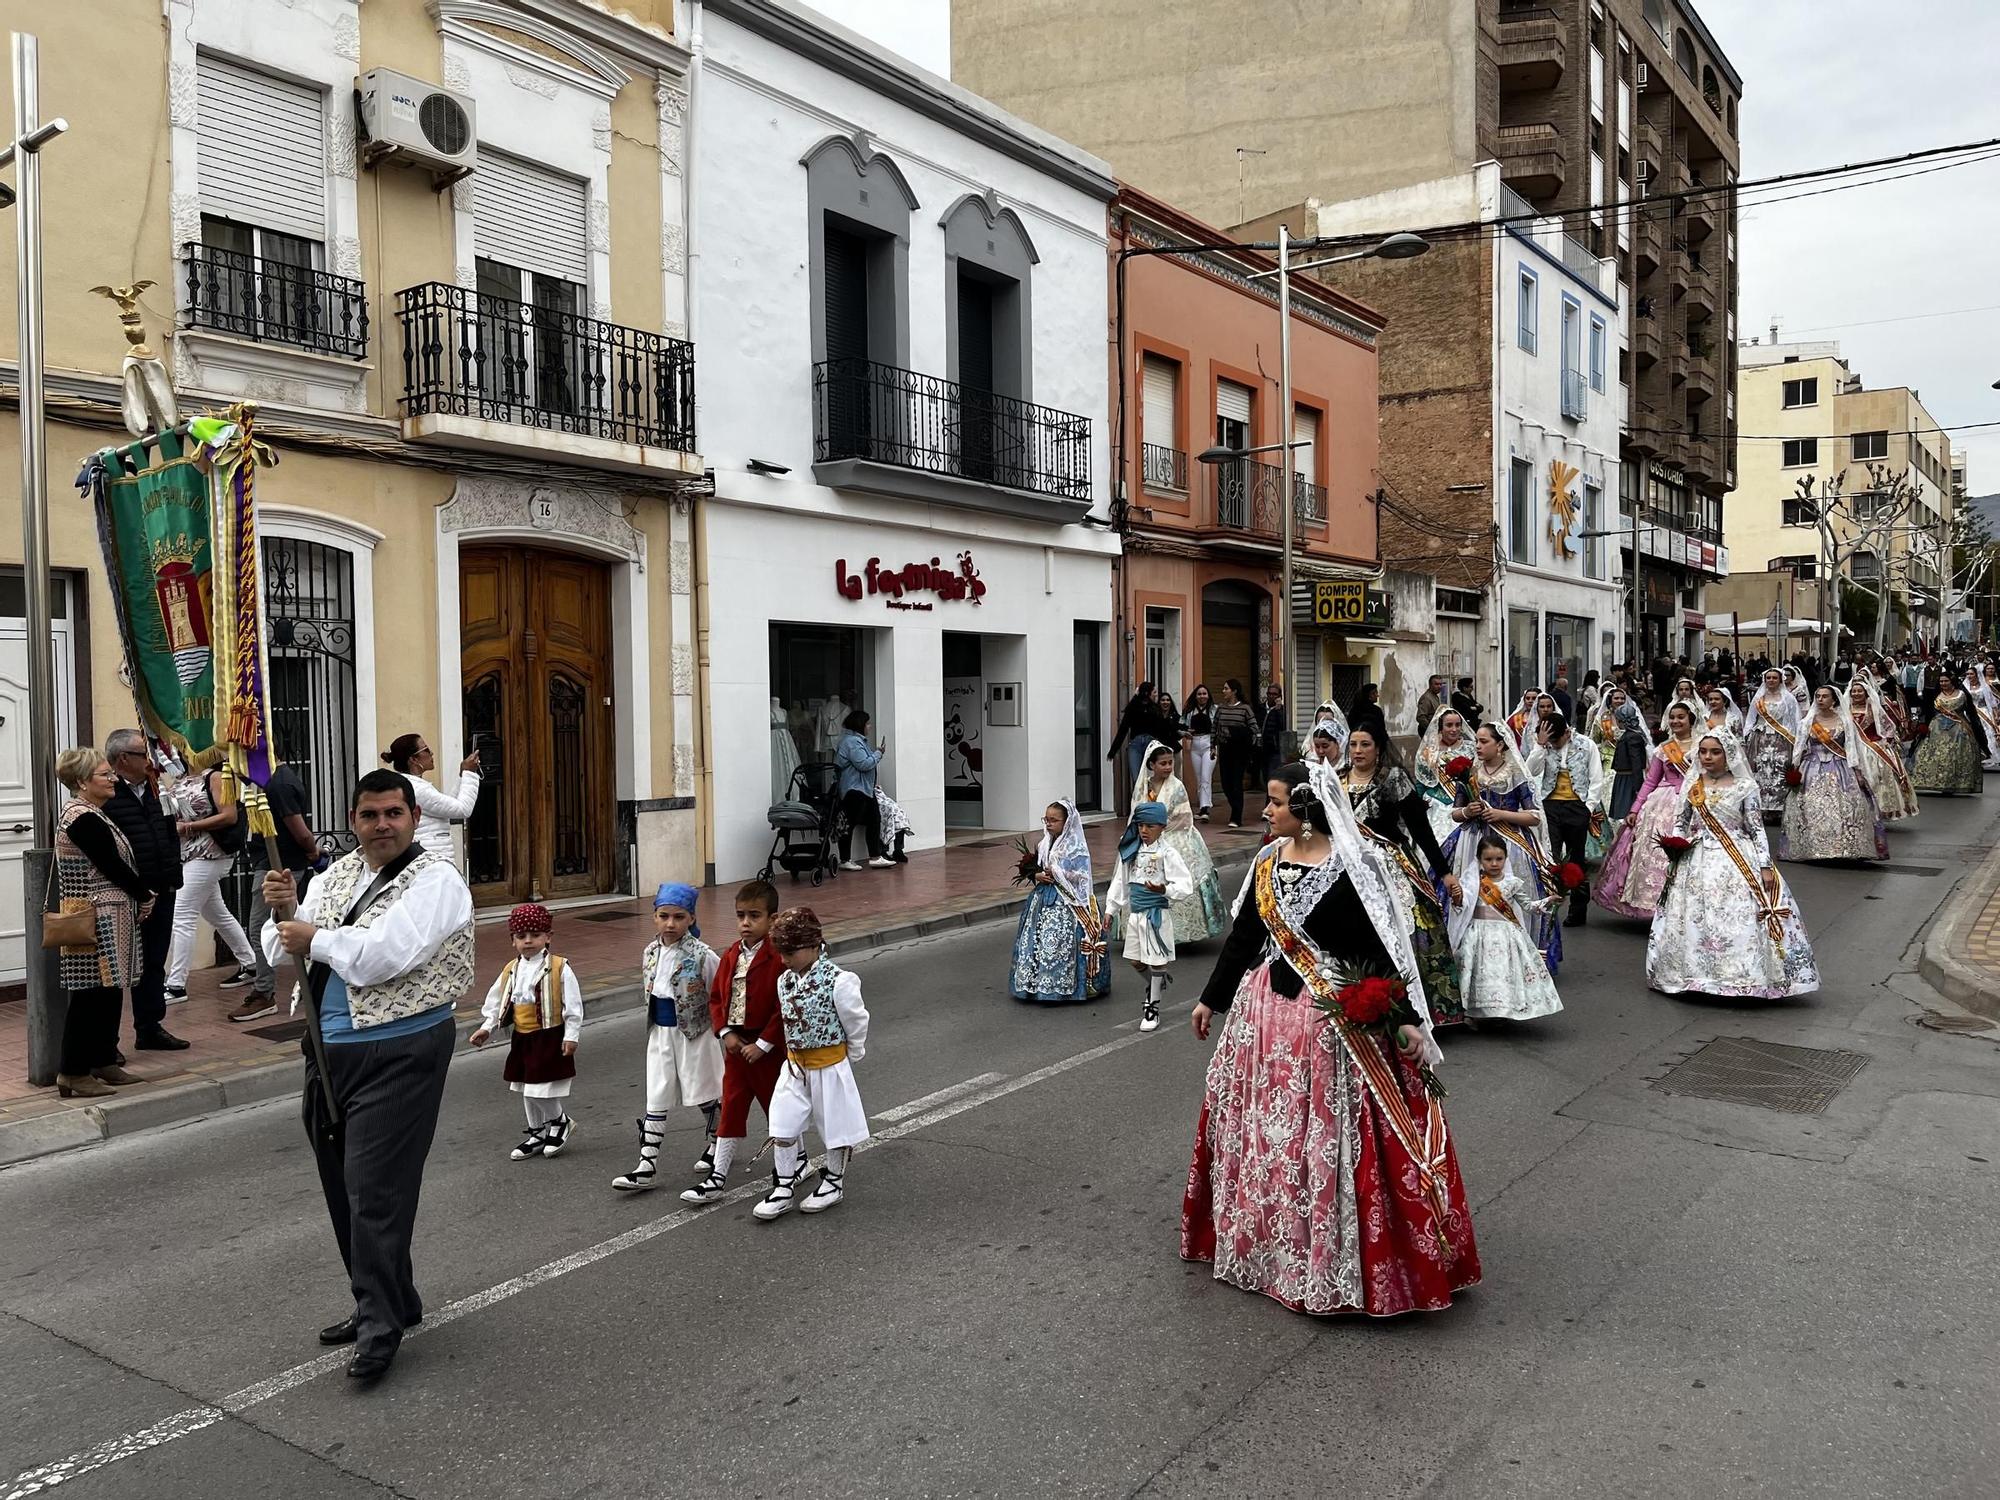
[836, 552, 987, 611]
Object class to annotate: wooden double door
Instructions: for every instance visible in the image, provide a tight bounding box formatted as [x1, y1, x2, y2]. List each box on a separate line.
[460, 547, 615, 908]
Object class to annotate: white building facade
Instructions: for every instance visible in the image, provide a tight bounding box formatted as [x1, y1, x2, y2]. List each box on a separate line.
[690, 0, 1119, 883]
[1491, 182, 1628, 706]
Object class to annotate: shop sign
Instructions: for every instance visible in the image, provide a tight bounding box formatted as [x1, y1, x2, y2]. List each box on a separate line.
[1311, 580, 1366, 626]
[835, 551, 987, 611]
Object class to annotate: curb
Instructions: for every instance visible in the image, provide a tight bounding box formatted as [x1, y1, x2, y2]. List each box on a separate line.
[2, 856, 1255, 1170]
[1917, 840, 2000, 1020]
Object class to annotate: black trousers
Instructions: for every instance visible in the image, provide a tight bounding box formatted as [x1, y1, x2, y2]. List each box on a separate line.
[59, 985, 121, 1075]
[129, 888, 177, 1035]
[1216, 745, 1248, 826]
[302, 1016, 455, 1360]
[840, 790, 885, 861]
[1544, 798, 1592, 914]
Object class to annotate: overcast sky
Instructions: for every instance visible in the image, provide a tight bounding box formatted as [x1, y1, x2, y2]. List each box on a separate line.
[807, 0, 2000, 492]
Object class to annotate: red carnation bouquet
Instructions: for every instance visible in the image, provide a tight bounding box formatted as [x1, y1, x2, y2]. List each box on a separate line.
[1313, 960, 1445, 1097]
[1443, 755, 1474, 779]
[1009, 834, 1041, 886]
[1783, 766, 1804, 787]
[1908, 721, 1932, 740]
[1554, 861, 1586, 891]
[1656, 833, 1694, 860]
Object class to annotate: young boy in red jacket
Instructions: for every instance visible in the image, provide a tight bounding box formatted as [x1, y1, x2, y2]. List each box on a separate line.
[680, 880, 783, 1204]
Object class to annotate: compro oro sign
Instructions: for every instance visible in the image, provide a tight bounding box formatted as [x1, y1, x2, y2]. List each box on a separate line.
[1311, 580, 1366, 627]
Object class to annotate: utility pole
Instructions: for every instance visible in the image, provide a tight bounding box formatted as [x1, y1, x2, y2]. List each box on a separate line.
[6, 31, 70, 1086]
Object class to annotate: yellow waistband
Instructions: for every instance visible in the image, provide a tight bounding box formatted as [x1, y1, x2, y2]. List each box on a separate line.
[788, 1042, 848, 1070]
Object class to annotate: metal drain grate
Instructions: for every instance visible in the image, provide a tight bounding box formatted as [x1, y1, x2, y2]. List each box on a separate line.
[1874, 863, 1946, 877]
[1652, 1036, 1869, 1115]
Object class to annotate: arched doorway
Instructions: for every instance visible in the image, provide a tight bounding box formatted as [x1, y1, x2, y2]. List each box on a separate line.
[460, 545, 615, 906]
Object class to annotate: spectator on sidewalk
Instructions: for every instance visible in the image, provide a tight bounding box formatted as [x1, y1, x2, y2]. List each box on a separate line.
[1259, 684, 1290, 783]
[381, 733, 482, 864]
[102, 729, 188, 1053]
[51, 748, 153, 1098]
[230, 757, 320, 1025]
[1415, 675, 1445, 739]
[834, 709, 896, 871]
[1209, 679, 1258, 830]
[164, 765, 258, 1004]
[1450, 677, 1484, 726]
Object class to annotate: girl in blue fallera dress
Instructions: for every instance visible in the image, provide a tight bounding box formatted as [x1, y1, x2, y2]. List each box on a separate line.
[1439, 721, 1564, 976]
[1008, 798, 1111, 1004]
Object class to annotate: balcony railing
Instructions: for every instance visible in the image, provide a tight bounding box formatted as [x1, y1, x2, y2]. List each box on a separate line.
[1561, 367, 1589, 422]
[1140, 441, 1187, 494]
[1209, 459, 1323, 537]
[396, 281, 695, 451]
[183, 242, 368, 360]
[813, 358, 1090, 502]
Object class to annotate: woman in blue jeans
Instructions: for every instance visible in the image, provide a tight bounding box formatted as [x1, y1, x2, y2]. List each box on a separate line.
[834, 709, 895, 870]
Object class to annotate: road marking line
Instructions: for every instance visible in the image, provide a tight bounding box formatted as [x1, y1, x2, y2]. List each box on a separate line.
[873, 1071, 1007, 1121]
[4, 1025, 1169, 1499]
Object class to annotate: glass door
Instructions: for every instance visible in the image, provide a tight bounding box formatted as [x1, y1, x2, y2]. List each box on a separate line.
[1073, 622, 1101, 810]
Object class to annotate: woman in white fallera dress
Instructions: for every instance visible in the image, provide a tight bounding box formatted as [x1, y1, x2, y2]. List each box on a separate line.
[1647, 732, 1820, 1000]
[1966, 667, 2000, 772]
[1780, 685, 1887, 864]
[1413, 707, 1477, 846]
[1700, 684, 1743, 737]
[1846, 675, 1918, 823]
[1130, 740, 1229, 942]
[1744, 669, 1801, 815]
[1449, 831, 1563, 1022]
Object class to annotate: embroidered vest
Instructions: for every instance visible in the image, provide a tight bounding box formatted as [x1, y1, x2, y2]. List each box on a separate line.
[497, 954, 567, 1033]
[306, 849, 475, 1030]
[777, 958, 850, 1056]
[642, 938, 716, 1039]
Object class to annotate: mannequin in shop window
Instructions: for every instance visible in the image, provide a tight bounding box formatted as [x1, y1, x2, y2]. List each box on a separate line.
[818, 692, 850, 756]
[771, 698, 801, 802]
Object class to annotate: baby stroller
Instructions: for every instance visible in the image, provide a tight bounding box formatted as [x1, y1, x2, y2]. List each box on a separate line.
[761, 762, 843, 885]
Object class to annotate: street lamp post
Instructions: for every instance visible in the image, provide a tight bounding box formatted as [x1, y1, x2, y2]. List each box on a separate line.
[1198, 230, 1428, 720]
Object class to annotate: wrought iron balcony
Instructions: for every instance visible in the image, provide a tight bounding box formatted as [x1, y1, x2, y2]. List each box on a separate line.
[813, 358, 1090, 503]
[1140, 441, 1187, 494]
[1208, 459, 1324, 538]
[1561, 368, 1589, 422]
[182, 242, 368, 360]
[395, 281, 695, 452]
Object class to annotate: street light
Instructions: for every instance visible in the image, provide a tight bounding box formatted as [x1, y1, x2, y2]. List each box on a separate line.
[1201, 231, 1430, 715]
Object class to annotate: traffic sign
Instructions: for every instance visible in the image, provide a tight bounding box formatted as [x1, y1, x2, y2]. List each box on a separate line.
[1312, 581, 1366, 626]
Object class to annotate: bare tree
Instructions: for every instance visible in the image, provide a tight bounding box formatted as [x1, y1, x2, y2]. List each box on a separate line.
[1789, 462, 1929, 666]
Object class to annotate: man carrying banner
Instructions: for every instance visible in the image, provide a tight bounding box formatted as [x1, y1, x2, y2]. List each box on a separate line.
[262, 768, 474, 1386]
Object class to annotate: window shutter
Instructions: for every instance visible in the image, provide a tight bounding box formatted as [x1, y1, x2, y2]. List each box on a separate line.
[1293, 634, 1319, 733]
[1216, 379, 1252, 424]
[197, 55, 326, 242]
[1141, 355, 1179, 448]
[1291, 407, 1319, 481]
[474, 150, 590, 288]
[823, 225, 870, 364]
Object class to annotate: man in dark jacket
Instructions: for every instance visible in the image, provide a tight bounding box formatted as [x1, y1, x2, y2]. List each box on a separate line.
[103, 729, 189, 1051]
[1259, 684, 1290, 781]
[1449, 677, 1483, 725]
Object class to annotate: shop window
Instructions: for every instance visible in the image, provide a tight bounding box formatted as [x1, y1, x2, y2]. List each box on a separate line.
[769, 622, 875, 791]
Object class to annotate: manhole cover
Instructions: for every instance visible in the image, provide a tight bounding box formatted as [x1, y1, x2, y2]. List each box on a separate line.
[1914, 1011, 1997, 1035]
[1652, 1036, 1868, 1115]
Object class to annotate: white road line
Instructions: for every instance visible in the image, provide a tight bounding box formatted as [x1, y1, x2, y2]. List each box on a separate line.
[4, 1025, 1170, 1499]
[873, 1071, 1007, 1122]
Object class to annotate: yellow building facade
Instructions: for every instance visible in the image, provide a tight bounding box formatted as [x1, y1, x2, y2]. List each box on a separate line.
[0, 0, 703, 980]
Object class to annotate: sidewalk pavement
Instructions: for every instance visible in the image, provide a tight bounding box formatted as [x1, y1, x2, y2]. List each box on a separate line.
[1919, 835, 2000, 1020]
[0, 816, 1262, 1166]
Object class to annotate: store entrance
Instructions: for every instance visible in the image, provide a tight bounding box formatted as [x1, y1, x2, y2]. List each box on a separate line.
[769, 623, 873, 802]
[942, 631, 984, 829]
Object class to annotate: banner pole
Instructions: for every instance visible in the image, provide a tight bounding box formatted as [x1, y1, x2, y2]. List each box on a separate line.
[259, 823, 340, 1129]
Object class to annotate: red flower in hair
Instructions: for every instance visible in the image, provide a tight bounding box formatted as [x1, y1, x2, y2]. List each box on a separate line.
[1783, 766, 1804, 787]
[1444, 755, 1474, 778]
[1555, 862, 1586, 890]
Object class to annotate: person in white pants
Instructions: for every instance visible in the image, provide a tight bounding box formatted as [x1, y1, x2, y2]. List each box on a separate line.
[1185, 684, 1217, 821]
[165, 767, 257, 1000]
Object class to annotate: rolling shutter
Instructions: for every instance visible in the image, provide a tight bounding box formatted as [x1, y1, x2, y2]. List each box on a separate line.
[1141, 354, 1179, 448]
[1216, 379, 1252, 425]
[474, 150, 589, 287]
[196, 55, 326, 242]
[1291, 407, 1320, 481]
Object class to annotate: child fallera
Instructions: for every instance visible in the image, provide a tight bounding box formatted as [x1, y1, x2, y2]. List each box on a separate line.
[756, 905, 871, 1220]
[1104, 800, 1194, 1033]
[613, 882, 725, 1192]
[469, 903, 584, 1159]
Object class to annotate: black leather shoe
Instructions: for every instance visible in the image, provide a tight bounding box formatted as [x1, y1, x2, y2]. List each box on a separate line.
[320, 1312, 420, 1347]
[345, 1347, 396, 1384]
[135, 1027, 191, 1052]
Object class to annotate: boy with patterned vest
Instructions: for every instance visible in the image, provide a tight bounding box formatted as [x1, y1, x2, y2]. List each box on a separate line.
[470, 903, 584, 1160]
[755, 906, 870, 1220]
[681, 880, 784, 1205]
[613, 882, 723, 1192]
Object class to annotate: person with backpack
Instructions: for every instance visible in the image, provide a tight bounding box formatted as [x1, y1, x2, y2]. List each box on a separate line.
[164, 763, 259, 1003]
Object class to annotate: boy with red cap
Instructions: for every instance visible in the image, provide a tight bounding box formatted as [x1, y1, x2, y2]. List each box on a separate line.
[681, 880, 783, 1204]
[470, 903, 584, 1159]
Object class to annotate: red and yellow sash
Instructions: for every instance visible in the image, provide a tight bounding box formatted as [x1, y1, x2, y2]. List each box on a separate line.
[1807, 719, 1847, 759]
[1687, 781, 1784, 943]
[1066, 891, 1106, 978]
[1253, 856, 1455, 1253]
[1756, 703, 1797, 745]
[1477, 877, 1520, 926]
[1854, 723, 1905, 786]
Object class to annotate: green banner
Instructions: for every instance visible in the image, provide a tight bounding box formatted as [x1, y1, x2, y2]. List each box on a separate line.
[85, 430, 217, 758]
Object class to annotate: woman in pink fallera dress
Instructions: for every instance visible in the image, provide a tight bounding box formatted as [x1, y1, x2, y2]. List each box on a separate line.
[1594, 702, 1699, 920]
[1180, 760, 1480, 1317]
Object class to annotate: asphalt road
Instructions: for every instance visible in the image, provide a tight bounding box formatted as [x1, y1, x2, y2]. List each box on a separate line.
[5, 802, 2000, 1499]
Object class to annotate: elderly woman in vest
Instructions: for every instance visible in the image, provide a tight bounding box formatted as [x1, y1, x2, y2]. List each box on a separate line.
[262, 768, 475, 1386]
[52, 748, 155, 1098]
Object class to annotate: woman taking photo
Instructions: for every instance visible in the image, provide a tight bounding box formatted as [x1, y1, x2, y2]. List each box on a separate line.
[52, 748, 154, 1098]
[1183, 684, 1218, 822]
[1108, 681, 1169, 788]
[1647, 733, 1820, 999]
[835, 709, 897, 870]
[1181, 761, 1480, 1316]
[1208, 679, 1260, 830]
[381, 732, 482, 861]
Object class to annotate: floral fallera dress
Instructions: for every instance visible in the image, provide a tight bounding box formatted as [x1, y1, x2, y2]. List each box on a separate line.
[1779, 720, 1887, 863]
[1439, 769, 1562, 974]
[1008, 879, 1111, 1003]
[1132, 755, 1230, 943]
[1913, 689, 1985, 795]
[1744, 702, 1797, 817]
[1343, 767, 1463, 1025]
[1850, 707, 1918, 823]
[1593, 741, 1691, 920]
[1181, 847, 1480, 1316]
[1647, 777, 1820, 999]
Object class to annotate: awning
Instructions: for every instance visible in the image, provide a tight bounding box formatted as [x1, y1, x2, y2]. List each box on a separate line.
[1327, 635, 1397, 651]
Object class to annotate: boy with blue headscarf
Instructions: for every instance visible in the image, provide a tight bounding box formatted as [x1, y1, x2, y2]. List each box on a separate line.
[612, 882, 724, 1192]
[1105, 801, 1193, 1032]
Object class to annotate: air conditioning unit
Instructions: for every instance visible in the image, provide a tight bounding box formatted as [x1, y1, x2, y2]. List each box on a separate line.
[1635, 159, 1652, 183]
[357, 68, 477, 183]
[1636, 61, 1650, 89]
